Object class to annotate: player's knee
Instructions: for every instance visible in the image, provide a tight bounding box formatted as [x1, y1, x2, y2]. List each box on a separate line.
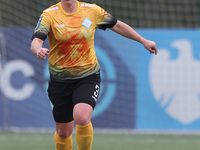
[73, 103, 93, 126]
[74, 113, 90, 126]
[57, 129, 73, 139]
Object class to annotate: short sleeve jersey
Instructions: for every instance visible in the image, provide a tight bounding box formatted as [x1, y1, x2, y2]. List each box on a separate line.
[33, 1, 117, 80]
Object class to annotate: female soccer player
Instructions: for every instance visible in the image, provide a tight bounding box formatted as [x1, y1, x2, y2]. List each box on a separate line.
[30, 0, 157, 150]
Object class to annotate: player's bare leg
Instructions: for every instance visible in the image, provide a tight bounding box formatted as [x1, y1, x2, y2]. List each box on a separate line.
[54, 121, 74, 150]
[73, 103, 94, 150]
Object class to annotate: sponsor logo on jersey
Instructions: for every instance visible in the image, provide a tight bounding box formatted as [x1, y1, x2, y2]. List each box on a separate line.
[54, 24, 65, 28]
[81, 4, 95, 7]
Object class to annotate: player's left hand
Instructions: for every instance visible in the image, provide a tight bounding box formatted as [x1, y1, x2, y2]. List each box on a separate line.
[143, 39, 157, 55]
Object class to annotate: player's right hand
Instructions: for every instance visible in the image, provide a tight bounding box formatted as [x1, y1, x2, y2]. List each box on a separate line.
[37, 48, 49, 60]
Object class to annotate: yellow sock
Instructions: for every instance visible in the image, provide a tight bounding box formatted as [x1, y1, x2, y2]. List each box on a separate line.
[54, 132, 73, 150]
[76, 122, 93, 150]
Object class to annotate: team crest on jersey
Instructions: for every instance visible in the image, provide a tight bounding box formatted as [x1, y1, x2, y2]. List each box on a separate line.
[35, 16, 43, 30]
[82, 18, 92, 29]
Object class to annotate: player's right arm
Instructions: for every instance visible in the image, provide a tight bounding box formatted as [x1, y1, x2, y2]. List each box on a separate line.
[31, 38, 49, 60]
[31, 11, 50, 60]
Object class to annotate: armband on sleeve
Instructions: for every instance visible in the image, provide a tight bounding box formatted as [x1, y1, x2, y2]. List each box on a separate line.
[31, 31, 47, 41]
[97, 15, 117, 30]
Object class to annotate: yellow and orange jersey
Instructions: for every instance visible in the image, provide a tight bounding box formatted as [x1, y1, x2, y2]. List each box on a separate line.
[33, 1, 117, 80]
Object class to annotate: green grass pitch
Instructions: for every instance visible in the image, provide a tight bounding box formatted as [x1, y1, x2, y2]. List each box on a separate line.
[0, 132, 200, 150]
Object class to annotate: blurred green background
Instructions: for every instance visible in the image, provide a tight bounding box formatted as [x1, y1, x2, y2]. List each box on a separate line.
[1, 0, 200, 28]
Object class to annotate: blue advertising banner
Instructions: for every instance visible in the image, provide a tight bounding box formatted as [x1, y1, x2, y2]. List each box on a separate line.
[136, 29, 200, 130]
[0, 28, 54, 128]
[1, 28, 200, 130]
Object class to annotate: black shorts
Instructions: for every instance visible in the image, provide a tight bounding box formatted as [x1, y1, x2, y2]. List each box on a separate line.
[47, 72, 101, 123]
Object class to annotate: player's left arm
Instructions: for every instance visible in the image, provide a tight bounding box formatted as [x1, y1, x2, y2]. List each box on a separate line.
[110, 20, 157, 55]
